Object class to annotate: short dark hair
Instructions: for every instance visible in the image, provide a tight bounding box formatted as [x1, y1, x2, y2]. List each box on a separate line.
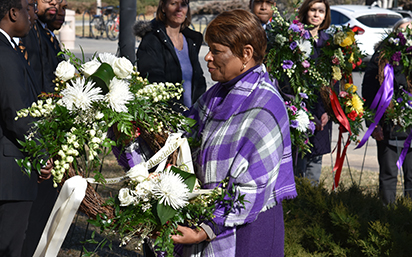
[298, 0, 331, 31]
[0, 0, 22, 21]
[205, 9, 267, 64]
[155, 0, 192, 31]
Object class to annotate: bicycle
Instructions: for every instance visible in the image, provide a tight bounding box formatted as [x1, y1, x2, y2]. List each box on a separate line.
[89, 5, 119, 41]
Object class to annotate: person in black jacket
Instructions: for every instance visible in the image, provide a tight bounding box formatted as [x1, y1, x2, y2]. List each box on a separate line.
[362, 18, 412, 205]
[21, 1, 64, 256]
[22, 0, 63, 94]
[0, 0, 52, 255]
[134, 0, 206, 111]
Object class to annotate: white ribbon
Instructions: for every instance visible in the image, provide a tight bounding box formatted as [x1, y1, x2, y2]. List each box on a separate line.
[33, 176, 87, 257]
[86, 133, 194, 184]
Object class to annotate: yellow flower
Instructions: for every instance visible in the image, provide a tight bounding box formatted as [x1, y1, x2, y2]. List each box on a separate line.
[344, 83, 357, 93]
[351, 94, 364, 114]
[348, 53, 354, 63]
[339, 31, 355, 47]
[332, 66, 342, 81]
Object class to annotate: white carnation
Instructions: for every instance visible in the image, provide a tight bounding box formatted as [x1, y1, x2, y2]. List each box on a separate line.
[55, 61, 76, 82]
[296, 109, 310, 132]
[113, 57, 134, 79]
[297, 39, 312, 59]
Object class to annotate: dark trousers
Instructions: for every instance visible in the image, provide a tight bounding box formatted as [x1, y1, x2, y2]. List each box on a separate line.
[0, 201, 33, 257]
[377, 141, 412, 205]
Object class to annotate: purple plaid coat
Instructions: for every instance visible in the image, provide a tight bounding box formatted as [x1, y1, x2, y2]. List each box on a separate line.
[178, 64, 297, 256]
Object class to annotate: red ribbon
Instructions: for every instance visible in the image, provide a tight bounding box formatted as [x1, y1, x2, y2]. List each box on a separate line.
[329, 88, 352, 190]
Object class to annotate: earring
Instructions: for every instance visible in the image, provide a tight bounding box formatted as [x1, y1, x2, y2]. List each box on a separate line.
[241, 63, 246, 72]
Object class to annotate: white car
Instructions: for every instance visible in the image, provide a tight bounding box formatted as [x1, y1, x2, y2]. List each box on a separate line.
[330, 5, 403, 60]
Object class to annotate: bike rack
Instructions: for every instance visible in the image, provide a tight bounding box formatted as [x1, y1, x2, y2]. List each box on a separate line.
[81, 10, 95, 38]
[194, 15, 209, 35]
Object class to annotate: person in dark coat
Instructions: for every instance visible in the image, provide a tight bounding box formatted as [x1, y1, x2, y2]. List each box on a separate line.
[21, 1, 64, 256]
[294, 0, 333, 184]
[0, 0, 52, 255]
[22, 0, 63, 94]
[134, 0, 206, 111]
[362, 18, 412, 205]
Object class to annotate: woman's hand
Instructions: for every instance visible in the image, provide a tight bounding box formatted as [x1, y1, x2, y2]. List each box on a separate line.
[372, 125, 384, 141]
[171, 225, 208, 244]
[320, 113, 329, 128]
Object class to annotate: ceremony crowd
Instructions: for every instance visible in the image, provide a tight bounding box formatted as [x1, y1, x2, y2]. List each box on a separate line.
[0, 0, 411, 256]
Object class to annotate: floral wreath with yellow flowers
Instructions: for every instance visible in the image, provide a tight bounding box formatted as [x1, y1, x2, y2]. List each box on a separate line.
[337, 83, 369, 143]
[316, 24, 372, 143]
[318, 24, 365, 83]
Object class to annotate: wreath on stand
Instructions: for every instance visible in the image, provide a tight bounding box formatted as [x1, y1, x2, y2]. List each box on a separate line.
[313, 25, 371, 189]
[356, 26, 412, 170]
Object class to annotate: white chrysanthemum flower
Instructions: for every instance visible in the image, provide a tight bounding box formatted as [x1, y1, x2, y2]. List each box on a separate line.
[153, 170, 189, 210]
[61, 77, 103, 111]
[295, 109, 310, 132]
[98, 52, 116, 66]
[297, 39, 312, 59]
[105, 77, 134, 112]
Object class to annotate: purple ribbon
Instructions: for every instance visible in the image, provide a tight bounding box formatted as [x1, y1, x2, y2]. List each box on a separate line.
[396, 133, 412, 170]
[356, 64, 394, 149]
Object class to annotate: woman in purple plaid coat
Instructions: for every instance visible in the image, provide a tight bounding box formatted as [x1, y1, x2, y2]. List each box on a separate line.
[170, 9, 297, 257]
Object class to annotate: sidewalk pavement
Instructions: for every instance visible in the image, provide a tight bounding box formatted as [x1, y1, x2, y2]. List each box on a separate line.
[70, 36, 380, 173]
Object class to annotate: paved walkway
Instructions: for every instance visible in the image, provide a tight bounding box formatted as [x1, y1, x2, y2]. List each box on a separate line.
[69, 36, 380, 173]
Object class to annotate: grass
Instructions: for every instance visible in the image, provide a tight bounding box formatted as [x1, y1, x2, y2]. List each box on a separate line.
[320, 164, 405, 197]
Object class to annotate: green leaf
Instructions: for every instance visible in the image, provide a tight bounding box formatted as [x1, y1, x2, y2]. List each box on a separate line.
[184, 117, 197, 128]
[170, 166, 196, 192]
[89, 63, 115, 94]
[156, 202, 177, 225]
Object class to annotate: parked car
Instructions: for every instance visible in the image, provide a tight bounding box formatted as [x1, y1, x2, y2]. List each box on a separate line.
[390, 8, 412, 19]
[330, 5, 403, 61]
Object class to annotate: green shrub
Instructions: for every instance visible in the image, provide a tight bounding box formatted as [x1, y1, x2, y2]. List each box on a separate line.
[284, 178, 412, 256]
